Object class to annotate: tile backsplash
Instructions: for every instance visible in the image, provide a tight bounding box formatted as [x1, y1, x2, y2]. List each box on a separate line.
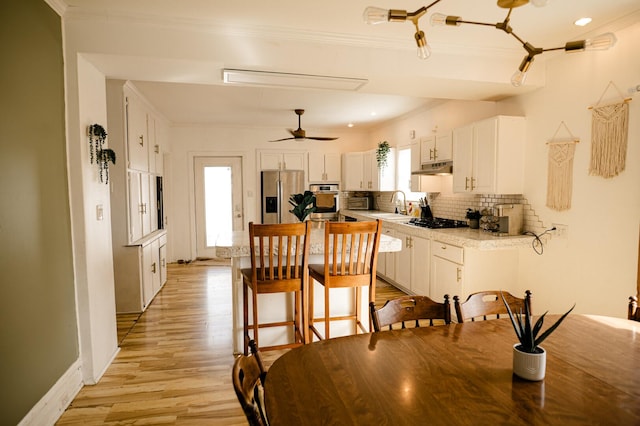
[342, 191, 547, 235]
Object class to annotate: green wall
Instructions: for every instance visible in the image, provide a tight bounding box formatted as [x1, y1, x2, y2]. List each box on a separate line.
[0, 1, 79, 423]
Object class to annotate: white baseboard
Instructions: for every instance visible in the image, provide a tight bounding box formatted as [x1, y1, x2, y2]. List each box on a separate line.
[18, 359, 83, 426]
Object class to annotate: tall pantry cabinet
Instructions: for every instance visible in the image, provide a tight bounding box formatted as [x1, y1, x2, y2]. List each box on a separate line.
[107, 80, 168, 313]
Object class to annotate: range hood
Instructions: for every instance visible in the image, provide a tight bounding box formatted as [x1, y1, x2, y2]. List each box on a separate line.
[411, 161, 453, 176]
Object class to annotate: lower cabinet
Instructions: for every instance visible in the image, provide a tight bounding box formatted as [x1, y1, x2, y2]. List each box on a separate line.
[114, 230, 167, 313]
[379, 230, 430, 296]
[430, 240, 464, 301]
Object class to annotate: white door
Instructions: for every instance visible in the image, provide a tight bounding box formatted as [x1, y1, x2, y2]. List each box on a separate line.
[194, 156, 243, 259]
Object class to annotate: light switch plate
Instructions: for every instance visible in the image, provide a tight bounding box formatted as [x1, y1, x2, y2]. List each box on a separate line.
[96, 204, 104, 221]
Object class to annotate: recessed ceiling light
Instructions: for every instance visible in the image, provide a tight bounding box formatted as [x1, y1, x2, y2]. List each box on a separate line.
[574, 17, 592, 27]
[347, 123, 354, 128]
[370, 111, 377, 116]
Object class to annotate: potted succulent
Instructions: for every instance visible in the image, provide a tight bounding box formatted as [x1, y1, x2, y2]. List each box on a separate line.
[502, 291, 575, 381]
[465, 209, 481, 229]
[288, 191, 317, 222]
[376, 141, 390, 170]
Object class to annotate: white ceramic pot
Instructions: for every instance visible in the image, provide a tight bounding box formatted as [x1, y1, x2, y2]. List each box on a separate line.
[513, 344, 546, 381]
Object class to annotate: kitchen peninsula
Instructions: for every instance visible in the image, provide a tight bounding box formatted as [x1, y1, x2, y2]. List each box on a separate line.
[216, 221, 402, 353]
[341, 209, 535, 311]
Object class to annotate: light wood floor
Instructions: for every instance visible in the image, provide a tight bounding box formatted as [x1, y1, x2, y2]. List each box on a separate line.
[56, 263, 406, 425]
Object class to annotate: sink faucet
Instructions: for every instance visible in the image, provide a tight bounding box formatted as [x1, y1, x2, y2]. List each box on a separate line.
[390, 190, 407, 215]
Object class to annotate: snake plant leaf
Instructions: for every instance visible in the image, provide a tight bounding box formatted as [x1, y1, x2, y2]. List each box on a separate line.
[534, 304, 576, 347]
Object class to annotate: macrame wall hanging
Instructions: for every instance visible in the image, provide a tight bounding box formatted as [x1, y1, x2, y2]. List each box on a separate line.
[546, 122, 579, 211]
[588, 81, 631, 179]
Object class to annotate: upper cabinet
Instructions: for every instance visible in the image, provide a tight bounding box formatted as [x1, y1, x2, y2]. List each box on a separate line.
[452, 116, 525, 194]
[126, 93, 149, 172]
[420, 133, 452, 164]
[342, 149, 394, 191]
[308, 152, 341, 182]
[260, 151, 305, 171]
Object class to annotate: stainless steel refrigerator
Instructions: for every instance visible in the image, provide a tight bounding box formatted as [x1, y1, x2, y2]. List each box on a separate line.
[261, 170, 305, 224]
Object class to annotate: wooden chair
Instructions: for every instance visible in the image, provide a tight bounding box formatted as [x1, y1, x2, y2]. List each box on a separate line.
[370, 295, 452, 332]
[629, 296, 639, 322]
[454, 290, 531, 323]
[241, 221, 310, 355]
[232, 340, 268, 426]
[308, 220, 382, 340]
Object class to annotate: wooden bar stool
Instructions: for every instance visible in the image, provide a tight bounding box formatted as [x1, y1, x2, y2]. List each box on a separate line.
[308, 219, 382, 340]
[241, 221, 311, 355]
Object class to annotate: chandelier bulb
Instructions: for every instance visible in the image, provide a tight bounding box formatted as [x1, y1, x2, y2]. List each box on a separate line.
[363, 7, 390, 25]
[511, 70, 528, 87]
[415, 30, 431, 60]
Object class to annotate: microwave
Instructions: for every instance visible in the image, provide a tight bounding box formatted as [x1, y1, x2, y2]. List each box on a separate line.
[347, 197, 370, 210]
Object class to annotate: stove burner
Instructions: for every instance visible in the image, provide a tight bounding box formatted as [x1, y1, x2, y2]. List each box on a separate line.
[406, 217, 469, 229]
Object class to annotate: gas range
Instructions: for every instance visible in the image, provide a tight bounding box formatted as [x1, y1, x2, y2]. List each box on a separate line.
[406, 217, 469, 229]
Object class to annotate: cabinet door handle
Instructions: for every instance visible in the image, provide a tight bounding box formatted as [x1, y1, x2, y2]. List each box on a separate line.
[154, 144, 159, 154]
[161, 258, 166, 267]
[151, 262, 156, 273]
[139, 135, 144, 146]
[470, 177, 476, 191]
[429, 148, 434, 160]
[433, 148, 438, 160]
[465, 177, 470, 191]
[456, 267, 462, 282]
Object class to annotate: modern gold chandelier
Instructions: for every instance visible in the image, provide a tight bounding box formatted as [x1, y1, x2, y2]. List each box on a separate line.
[364, 0, 616, 86]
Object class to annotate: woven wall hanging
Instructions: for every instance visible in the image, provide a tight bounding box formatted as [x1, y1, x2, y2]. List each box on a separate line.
[546, 122, 579, 211]
[588, 81, 631, 178]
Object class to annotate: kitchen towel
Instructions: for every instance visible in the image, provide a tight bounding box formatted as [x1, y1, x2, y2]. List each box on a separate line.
[546, 141, 576, 211]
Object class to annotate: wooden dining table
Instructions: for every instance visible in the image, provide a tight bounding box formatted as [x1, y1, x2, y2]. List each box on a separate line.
[264, 315, 640, 425]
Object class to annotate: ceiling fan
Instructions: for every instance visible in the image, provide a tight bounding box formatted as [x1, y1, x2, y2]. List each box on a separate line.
[269, 109, 338, 142]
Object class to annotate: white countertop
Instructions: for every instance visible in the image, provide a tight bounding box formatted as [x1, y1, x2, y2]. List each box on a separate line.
[340, 210, 534, 250]
[215, 222, 403, 258]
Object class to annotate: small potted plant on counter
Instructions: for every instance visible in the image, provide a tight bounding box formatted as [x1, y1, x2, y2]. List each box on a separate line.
[465, 209, 481, 229]
[289, 191, 317, 222]
[502, 291, 575, 381]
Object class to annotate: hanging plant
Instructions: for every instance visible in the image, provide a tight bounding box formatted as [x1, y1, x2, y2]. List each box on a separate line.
[88, 124, 116, 184]
[376, 141, 390, 170]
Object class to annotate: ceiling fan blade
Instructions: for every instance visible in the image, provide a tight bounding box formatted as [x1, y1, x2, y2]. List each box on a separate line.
[306, 136, 339, 141]
[269, 137, 296, 142]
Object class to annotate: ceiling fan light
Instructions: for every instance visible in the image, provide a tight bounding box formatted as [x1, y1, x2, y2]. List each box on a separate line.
[363, 6, 390, 24]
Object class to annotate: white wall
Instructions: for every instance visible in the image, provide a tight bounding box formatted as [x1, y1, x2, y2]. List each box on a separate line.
[501, 22, 640, 318]
[369, 22, 640, 318]
[70, 55, 119, 383]
[166, 125, 371, 261]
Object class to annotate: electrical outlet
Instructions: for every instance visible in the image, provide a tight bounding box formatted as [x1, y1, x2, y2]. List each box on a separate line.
[552, 223, 568, 239]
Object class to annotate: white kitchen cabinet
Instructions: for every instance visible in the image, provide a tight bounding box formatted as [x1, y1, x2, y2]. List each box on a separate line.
[308, 152, 341, 182]
[342, 152, 365, 190]
[410, 141, 442, 193]
[125, 91, 149, 172]
[377, 227, 396, 281]
[430, 240, 464, 302]
[385, 230, 430, 296]
[452, 115, 525, 194]
[343, 149, 395, 191]
[260, 151, 305, 170]
[420, 133, 452, 164]
[127, 171, 155, 242]
[107, 80, 168, 314]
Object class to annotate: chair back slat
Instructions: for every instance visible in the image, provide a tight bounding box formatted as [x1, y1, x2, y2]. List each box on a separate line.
[370, 295, 452, 332]
[323, 220, 382, 282]
[454, 290, 531, 323]
[249, 222, 309, 283]
[233, 340, 268, 426]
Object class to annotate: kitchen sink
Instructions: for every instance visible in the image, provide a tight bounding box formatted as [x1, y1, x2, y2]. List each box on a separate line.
[368, 212, 410, 221]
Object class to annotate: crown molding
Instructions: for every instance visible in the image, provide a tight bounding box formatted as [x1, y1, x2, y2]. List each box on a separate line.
[45, 0, 67, 16]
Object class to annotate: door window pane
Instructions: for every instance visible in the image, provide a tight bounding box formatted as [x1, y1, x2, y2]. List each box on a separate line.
[204, 166, 232, 247]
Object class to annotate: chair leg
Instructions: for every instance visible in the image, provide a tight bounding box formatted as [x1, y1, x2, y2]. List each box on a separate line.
[324, 284, 330, 340]
[368, 281, 375, 332]
[243, 281, 249, 356]
[355, 286, 361, 335]
[252, 286, 259, 351]
[294, 289, 301, 344]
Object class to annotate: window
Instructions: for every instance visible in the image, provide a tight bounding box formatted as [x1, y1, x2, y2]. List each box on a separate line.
[396, 146, 425, 201]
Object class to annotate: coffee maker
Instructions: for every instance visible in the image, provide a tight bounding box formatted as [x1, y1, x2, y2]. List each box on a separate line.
[494, 204, 524, 236]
